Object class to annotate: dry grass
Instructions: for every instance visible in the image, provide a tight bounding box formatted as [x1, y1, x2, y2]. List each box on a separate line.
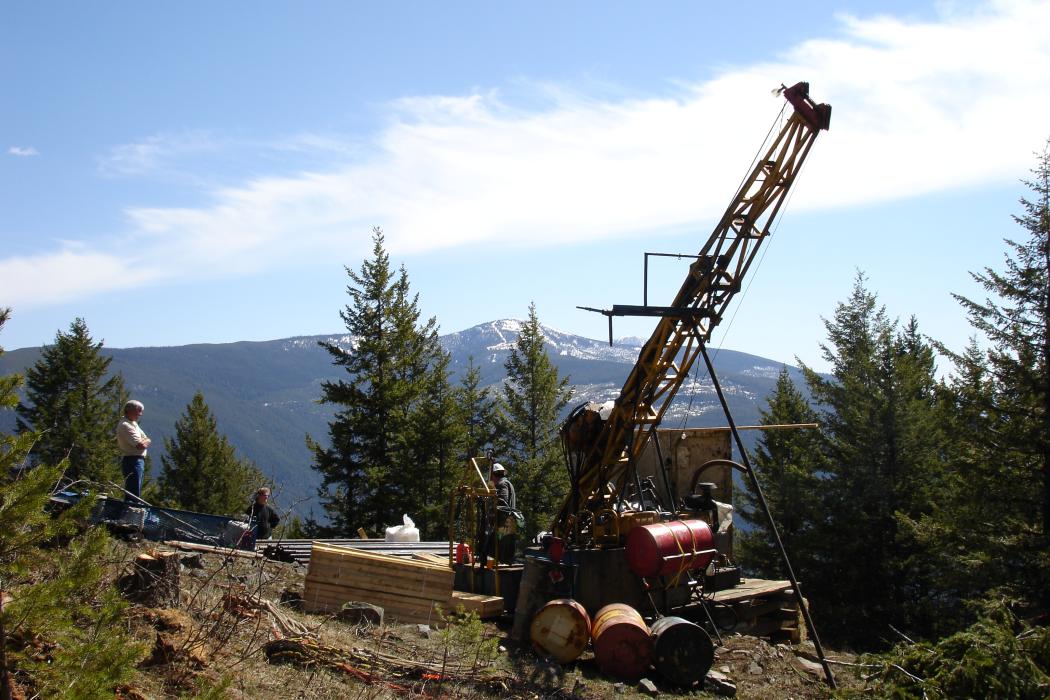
[111, 540, 865, 699]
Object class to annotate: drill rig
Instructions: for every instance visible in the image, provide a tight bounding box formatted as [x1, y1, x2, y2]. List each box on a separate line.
[556, 81, 830, 549]
[514, 84, 834, 684]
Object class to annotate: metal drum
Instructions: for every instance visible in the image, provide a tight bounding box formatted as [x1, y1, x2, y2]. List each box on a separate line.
[530, 598, 591, 663]
[650, 616, 714, 686]
[591, 603, 652, 680]
[624, 519, 715, 578]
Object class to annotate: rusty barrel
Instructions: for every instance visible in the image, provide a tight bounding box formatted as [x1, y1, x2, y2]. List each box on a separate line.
[530, 598, 591, 663]
[591, 603, 652, 680]
[624, 519, 715, 579]
[650, 616, 714, 686]
[511, 556, 565, 641]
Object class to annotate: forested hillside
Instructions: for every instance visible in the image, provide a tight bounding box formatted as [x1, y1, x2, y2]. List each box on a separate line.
[0, 322, 799, 517]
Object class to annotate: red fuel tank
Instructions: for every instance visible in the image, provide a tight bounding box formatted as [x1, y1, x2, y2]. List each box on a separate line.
[624, 519, 715, 578]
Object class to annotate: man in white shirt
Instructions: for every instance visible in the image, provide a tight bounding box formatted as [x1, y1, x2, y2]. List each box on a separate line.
[116, 400, 151, 503]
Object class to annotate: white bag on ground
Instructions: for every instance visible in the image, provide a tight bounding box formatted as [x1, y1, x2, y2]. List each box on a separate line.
[384, 514, 420, 543]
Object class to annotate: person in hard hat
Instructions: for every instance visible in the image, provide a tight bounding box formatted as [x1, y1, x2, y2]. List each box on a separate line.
[491, 463, 516, 512]
[490, 463, 518, 564]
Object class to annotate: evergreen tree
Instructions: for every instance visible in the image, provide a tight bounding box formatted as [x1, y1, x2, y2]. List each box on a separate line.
[409, 346, 463, 539]
[309, 228, 443, 535]
[899, 341, 1003, 631]
[0, 309, 144, 698]
[953, 141, 1050, 543]
[158, 391, 266, 514]
[499, 303, 572, 540]
[914, 142, 1050, 617]
[16, 318, 124, 485]
[457, 357, 501, 460]
[737, 367, 824, 579]
[800, 274, 945, 646]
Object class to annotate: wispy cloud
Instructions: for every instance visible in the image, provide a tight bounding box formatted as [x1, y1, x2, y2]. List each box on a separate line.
[4, 0, 1049, 309]
[8, 146, 39, 157]
[97, 130, 221, 177]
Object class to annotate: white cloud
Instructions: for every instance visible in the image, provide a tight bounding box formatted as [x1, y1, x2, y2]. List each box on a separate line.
[8, 146, 39, 157]
[8, 0, 1050, 306]
[0, 249, 160, 307]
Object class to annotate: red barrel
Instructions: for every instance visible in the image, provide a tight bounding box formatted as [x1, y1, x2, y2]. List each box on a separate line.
[650, 616, 714, 686]
[530, 599, 591, 663]
[591, 603, 652, 680]
[624, 519, 715, 578]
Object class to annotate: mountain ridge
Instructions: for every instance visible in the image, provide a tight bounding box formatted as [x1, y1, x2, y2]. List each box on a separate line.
[0, 320, 806, 517]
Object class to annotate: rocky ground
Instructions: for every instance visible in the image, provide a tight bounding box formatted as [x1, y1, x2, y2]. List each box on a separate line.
[113, 540, 866, 699]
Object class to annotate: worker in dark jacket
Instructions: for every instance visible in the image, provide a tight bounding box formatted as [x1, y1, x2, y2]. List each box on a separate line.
[491, 463, 518, 563]
[247, 487, 280, 541]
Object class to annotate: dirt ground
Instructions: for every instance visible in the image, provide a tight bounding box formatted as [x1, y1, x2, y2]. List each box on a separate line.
[113, 540, 866, 699]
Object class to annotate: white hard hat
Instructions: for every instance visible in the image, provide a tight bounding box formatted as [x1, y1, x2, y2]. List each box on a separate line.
[492, 463, 506, 474]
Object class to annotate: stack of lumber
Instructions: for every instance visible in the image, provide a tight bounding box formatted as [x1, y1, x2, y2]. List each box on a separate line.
[304, 542, 455, 623]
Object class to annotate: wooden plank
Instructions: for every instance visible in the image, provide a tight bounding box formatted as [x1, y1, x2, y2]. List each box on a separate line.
[412, 552, 452, 567]
[311, 542, 449, 572]
[304, 580, 452, 610]
[306, 558, 453, 587]
[304, 576, 452, 601]
[305, 569, 452, 598]
[308, 549, 453, 576]
[301, 583, 450, 623]
[450, 591, 503, 618]
[709, 578, 793, 604]
[162, 540, 262, 559]
[734, 598, 788, 621]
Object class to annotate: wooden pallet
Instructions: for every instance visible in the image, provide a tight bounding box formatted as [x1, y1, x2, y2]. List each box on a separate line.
[709, 578, 808, 643]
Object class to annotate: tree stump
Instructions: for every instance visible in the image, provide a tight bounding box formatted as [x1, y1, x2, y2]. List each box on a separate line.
[119, 551, 181, 608]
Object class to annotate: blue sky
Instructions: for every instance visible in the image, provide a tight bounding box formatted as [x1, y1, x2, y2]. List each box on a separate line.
[2, 1, 1048, 373]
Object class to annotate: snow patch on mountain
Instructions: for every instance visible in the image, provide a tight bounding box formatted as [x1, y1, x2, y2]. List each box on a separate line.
[741, 365, 782, 379]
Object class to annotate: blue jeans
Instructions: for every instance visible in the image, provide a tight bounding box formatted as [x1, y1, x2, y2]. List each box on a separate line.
[121, 456, 145, 503]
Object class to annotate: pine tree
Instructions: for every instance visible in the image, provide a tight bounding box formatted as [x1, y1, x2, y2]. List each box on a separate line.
[0, 309, 144, 698]
[899, 341, 1001, 631]
[16, 318, 124, 486]
[800, 274, 945, 646]
[916, 142, 1050, 617]
[309, 228, 443, 535]
[457, 357, 501, 460]
[158, 391, 266, 514]
[954, 141, 1050, 541]
[737, 367, 824, 579]
[499, 303, 572, 540]
[409, 347, 464, 539]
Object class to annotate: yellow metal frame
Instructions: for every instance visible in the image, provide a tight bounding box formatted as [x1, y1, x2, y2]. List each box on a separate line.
[554, 90, 829, 542]
[447, 457, 502, 595]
